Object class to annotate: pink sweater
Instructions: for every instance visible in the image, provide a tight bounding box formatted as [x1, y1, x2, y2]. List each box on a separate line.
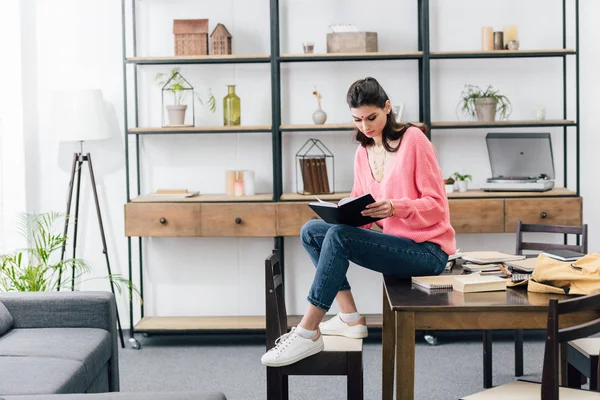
[350, 127, 456, 255]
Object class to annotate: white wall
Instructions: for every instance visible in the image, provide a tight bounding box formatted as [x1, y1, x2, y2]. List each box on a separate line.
[6, 0, 599, 323]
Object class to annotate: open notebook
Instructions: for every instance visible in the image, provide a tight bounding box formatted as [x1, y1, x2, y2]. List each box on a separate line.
[411, 275, 456, 290]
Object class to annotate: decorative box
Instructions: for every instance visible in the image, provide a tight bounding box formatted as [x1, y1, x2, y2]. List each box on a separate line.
[326, 32, 378, 53]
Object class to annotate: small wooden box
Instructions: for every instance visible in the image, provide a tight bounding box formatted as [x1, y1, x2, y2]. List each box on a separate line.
[326, 32, 378, 53]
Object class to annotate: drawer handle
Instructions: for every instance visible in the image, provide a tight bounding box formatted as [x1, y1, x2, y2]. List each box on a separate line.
[540, 212, 548, 219]
[235, 217, 242, 225]
[159, 217, 167, 224]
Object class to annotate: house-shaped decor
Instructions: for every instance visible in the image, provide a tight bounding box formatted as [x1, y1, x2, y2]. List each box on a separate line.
[173, 19, 209, 56]
[210, 23, 232, 55]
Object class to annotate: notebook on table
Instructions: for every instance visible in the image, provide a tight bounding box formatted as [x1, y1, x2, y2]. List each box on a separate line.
[411, 275, 456, 290]
[461, 251, 526, 264]
[542, 249, 586, 262]
[504, 257, 538, 273]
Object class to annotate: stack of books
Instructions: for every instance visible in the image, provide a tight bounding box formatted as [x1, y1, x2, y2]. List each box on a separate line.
[299, 157, 330, 194]
[147, 189, 199, 198]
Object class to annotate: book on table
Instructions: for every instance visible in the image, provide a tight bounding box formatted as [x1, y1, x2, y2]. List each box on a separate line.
[308, 193, 382, 226]
[411, 275, 456, 290]
[504, 257, 538, 273]
[541, 249, 586, 262]
[460, 251, 526, 264]
[451, 275, 507, 293]
[147, 189, 199, 198]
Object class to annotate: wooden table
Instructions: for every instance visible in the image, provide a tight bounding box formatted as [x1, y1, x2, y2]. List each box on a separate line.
[381, 276, 597, 400]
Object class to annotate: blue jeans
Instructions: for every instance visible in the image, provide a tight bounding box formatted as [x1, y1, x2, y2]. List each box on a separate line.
[300, 219, 448, 311]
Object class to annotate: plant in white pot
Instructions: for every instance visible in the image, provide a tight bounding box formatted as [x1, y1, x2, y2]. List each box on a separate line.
[453, 172, 472, 193]
[444, 177, 455, 194]
[155, 68, 215, 127]
[457, 84, 512, 122]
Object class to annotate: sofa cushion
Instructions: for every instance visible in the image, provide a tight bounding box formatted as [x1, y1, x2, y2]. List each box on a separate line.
[0, 328, 111, 390]
[0, 356, 88, 395]
[0, 301, 13, 336]
[2, 392, 228, 400]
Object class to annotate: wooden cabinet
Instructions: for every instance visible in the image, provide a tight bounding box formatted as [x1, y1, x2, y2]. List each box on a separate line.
[505, 198, 582, 231]
[125, 194, 582, 237]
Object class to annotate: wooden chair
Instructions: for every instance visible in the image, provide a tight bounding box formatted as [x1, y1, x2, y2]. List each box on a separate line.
[482, 221, 588, 388]
[463, 291, 600, 399]
[265, 250, 364, 400]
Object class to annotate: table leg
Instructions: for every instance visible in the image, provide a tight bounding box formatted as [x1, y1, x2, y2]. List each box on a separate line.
[396, 311, 416, 400]
[382, 284, 395, 400]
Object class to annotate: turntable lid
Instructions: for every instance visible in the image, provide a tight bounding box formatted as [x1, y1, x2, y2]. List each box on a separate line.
[486, 133, 555, 179]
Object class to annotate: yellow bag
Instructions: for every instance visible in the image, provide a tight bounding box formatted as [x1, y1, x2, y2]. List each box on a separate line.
[527, 253, 600, 295]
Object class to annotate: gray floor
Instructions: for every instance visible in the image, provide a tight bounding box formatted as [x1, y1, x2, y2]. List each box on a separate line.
[118, 331, 549, 400]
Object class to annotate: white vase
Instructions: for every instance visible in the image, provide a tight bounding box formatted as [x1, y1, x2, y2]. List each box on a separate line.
[166, 105, 187, 126]
[312, 107, 327, 125]
[445, 184, 454, 194]
[457, 180, 468, 193]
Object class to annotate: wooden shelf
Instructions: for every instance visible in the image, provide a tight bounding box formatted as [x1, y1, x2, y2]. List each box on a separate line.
[126, 55, 271, 65]
[430, 49, 575, 59]
[280, 192, 351, 201]
[448, 188, 577, 198]
[431, 120, 576, 129]
[129, 126, 272, 135]
[279, 51, 422, 62]
[134, 314, 383, 332]
[280, 123, 354, 132]
[130, 193, 274, 203]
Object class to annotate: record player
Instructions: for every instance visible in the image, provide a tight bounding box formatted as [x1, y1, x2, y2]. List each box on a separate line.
[480, 133, 555, 192]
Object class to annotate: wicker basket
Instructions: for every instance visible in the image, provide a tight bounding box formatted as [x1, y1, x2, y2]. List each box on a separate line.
[173, 19, 209, 56]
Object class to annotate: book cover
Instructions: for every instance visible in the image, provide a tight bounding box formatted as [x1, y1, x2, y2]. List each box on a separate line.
[542, 249, 586, 261]
[308, 193, 381, 226]
[504, 257, 538, 273]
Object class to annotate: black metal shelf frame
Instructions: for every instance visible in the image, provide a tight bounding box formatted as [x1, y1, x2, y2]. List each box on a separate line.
[121, 0, 581, 343]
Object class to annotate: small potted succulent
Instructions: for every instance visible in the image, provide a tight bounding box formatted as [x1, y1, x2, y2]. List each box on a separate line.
[453, 172, 472, 193]
[444, 177, 455, 194]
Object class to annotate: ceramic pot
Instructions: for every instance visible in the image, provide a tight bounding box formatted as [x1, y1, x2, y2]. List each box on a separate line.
[445, 184, 454, 194]
[312, 107, 327, 125]
[166, 105, 187, 126]
[457, 180, 468, 193]
[474, 98, 497, 122]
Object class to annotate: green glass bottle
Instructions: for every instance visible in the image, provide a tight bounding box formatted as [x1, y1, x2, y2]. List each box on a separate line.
[223, 85, 241, 126]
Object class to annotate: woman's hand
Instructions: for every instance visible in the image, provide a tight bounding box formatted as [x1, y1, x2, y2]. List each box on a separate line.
[361, 199, 394, 219]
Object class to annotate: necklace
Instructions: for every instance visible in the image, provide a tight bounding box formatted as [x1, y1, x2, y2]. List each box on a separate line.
[370, 147, 387, 181]
[372, 143, 385, 155]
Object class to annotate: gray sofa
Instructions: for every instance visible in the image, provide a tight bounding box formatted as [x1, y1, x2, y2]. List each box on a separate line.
[0, 291, 120, 396]
[0, 291, 227, 400]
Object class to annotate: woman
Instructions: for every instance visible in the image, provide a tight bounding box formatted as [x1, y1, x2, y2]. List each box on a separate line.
[261, 77, 456, 367]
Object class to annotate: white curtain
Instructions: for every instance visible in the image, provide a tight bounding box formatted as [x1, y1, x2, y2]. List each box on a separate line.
[0, 1, 27, 252]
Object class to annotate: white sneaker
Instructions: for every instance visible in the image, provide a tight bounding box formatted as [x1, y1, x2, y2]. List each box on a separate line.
[261, 327, 324, 367]
[319, 314, 368, 339]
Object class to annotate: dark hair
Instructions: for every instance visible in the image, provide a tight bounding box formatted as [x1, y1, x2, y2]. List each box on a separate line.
[346, 77, 416, 152]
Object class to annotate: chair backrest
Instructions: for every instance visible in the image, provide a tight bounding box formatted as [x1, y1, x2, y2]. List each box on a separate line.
[265, 249, 287, 351]
[515, 221, 588, 255]
[541, 292, 600, 399]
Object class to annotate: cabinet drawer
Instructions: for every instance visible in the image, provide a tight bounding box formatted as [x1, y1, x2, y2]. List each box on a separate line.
[125, 203, 201, 237]
[449, 199, 504, 233]
[505, 197, 582, 231]
[201, 203, 277, 237]
[277, 202, 319, 236]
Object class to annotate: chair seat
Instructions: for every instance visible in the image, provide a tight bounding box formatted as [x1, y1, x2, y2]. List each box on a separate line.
[322, 335, 363, 352]
[570, 338, 600, 357]
[462, 380, 600, 399]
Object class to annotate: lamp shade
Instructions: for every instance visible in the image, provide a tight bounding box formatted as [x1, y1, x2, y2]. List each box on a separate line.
[54, 89, 112, 142]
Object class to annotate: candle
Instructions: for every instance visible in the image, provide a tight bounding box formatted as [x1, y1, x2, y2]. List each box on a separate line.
[234, 180, 244, 197]
[226, 170, 236, 195]
[481, 27, 494, 51]
[243, 170, 255, 196]
[503, 25, 518, 48]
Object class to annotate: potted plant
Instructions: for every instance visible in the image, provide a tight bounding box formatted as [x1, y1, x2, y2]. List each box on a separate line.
[0, 212, 137, 295]
[155, 68, 216, 127]
[457, 84, 512, 122]
[444, 177, 455, 194]
[453, 172, 472, 193]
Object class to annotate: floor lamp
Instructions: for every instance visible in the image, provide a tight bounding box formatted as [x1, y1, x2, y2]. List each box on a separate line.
[55, 89, 125, 348]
